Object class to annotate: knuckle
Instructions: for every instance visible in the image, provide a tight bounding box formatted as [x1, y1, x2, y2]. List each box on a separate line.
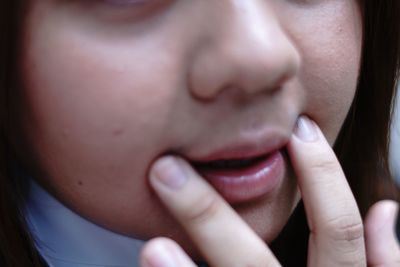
[324, 215, 364, 244]
[182, 192, 223, 225]
[309, 157, 339, 175]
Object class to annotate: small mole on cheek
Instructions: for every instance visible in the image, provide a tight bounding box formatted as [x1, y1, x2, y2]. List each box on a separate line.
[113, 129, 124, 136]
[78, 181, 83, 186]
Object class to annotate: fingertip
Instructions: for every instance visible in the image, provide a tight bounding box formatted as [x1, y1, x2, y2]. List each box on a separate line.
[365, 200, 399, 234]
[149, 156, 189, 191]
[365, 200, 400, 265]
[141, 237, 192, 267]
[292, 115, 319, 143]
[286, 116, 340, 180]
[287, 116, 329, 158]
[140, 238, 175, 267]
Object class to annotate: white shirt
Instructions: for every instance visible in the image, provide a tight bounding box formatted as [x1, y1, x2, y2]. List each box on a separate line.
[25, 179, 145, 267]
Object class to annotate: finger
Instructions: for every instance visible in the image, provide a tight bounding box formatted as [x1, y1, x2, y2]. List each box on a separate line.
[365, 200, 400, 267]
[149, 156, 281, 267]
[287, 116, 366, 266]
[140, 237, 197, 267]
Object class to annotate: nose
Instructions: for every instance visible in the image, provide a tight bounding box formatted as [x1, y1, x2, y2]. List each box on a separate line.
[188, 1, 300, 100]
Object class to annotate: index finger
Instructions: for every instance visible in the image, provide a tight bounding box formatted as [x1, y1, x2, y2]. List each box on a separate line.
[149, 156, 281, 267]
[287, 116, 366, 266]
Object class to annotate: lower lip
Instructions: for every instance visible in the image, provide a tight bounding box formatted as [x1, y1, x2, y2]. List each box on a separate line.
[196, 150, 285, 204]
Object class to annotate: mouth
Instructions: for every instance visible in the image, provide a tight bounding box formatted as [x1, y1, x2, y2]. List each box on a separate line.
[192, 154, 268, 171]
[185, 141, 287, 204]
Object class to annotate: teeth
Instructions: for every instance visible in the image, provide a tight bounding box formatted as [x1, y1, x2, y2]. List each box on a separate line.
[193, 156, 265, 171]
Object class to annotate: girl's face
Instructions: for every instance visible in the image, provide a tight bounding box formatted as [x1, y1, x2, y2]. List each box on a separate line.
[21, 0, 362, 254]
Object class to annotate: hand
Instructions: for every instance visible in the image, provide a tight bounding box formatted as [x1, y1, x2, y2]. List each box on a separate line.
[365, 200, 400, 266]
[140, 116, 400, 267]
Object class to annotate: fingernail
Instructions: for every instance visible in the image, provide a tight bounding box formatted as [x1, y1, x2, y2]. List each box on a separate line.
[144, 242, 178, 267]
[294, 116, 318, 142]
[151, 156, 187, 190]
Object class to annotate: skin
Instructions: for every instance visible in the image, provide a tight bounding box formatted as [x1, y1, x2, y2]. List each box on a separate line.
[20, 0, 389, 261]
[142, 119, 400, 266]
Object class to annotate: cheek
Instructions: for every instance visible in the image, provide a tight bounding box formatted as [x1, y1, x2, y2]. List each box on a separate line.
[286, 1, 362, 143]
[23, 39, 166, 176]
[302, 38, 360, 144]
[19, 7, 189, 234]
[22, 17, 182, 169]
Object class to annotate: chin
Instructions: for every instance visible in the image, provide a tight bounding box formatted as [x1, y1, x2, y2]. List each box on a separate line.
[149, 184, 300, 261]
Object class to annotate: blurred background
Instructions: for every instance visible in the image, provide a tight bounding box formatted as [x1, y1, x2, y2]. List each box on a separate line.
[389, 85, 399, 240]
[390, 87, 400, 185]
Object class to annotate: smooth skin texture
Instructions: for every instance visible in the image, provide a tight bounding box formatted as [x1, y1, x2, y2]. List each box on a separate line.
[21, 0, 364, 257]
[143, 117, 400, 266]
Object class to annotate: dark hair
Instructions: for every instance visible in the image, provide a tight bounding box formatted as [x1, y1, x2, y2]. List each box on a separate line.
[1, 1, 44, 266]
[337, 0, 400, 213]
[1, 1, 399, 266]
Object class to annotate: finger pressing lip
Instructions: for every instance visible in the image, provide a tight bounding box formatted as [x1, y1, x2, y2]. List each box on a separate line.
[149, 156, 280, 267]
[286, 116, 366, 266]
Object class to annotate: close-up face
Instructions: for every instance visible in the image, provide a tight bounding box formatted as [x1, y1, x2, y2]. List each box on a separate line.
[20, 0, 362, 256]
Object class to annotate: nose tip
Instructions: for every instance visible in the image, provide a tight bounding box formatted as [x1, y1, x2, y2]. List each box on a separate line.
[188, 3, 301, 100]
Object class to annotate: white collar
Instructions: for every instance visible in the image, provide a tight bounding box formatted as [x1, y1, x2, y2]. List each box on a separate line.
[25, 179, 145, 267]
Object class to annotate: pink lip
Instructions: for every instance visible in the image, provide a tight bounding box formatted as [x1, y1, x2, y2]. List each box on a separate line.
[186, 131, 288, 162]
[194, 150, 285, 204]
[185, 132, 289, 204]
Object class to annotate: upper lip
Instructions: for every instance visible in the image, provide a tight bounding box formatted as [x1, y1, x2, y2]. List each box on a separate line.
[183, 129, 290, 163]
